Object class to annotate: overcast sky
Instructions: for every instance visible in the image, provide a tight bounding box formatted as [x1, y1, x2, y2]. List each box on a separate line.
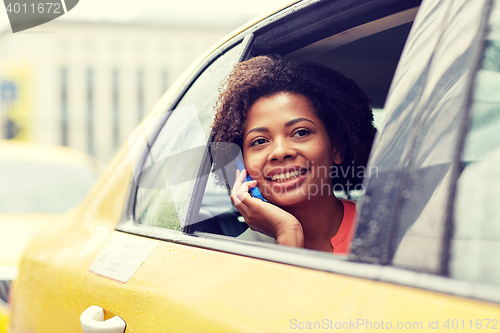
[1, 0, 295, 31]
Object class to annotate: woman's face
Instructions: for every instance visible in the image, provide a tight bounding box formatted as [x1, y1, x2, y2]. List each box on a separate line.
[242, 92, 343, 207]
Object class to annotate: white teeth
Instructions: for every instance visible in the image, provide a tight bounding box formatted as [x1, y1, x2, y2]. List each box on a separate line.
[270, 170, 303, 182]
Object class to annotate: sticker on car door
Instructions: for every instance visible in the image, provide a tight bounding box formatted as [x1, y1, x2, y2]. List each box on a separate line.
[89, 232, 159, 283]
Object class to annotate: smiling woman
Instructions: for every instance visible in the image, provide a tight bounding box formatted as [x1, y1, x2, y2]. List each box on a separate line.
[211, 55, 376, 253]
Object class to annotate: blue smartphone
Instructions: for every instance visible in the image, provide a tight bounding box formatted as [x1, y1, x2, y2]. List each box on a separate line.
[235, 158, 267, 202]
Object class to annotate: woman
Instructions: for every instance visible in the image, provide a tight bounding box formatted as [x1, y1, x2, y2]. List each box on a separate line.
[211, 55, 376, 253]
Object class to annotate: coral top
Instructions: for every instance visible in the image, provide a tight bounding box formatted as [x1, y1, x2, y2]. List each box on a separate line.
[331, 199, 357, 254]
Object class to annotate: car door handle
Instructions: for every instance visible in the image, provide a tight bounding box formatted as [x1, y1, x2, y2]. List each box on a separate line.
[80, 305, 126, 333]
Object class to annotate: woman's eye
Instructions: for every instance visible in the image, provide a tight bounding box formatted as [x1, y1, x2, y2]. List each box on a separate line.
[293, 129, 310, 137]
[251, 138, 267, 146]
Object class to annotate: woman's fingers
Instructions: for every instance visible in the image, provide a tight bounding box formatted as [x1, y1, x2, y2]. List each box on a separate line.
[231, 169, 244, 205]
[232, 169, 254, 207]
[233, 181, 258, 206]
[232, 169, 242, 192]
[231, 168, 260, 205]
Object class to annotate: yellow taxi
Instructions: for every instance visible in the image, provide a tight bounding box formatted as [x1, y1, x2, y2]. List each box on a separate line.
[8, 0, 500, 331]
[0, 140, 101, 333]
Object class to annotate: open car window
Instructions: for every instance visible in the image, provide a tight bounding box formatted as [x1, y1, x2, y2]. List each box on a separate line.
[286, 8, 417, 109]
[190, 7, 419, 240]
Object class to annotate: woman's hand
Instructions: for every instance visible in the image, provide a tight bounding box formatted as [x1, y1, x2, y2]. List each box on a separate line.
[231, 169, 304, 248]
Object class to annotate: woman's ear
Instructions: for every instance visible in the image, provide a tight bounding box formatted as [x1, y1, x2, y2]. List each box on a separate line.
[333, 147, 344, 165]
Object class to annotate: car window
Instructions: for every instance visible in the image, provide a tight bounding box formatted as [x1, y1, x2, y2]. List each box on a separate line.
[351, 0, 490, 273]
[450, 0, 500, 286]
[134, 42, 245, 229]
[389, 0, 489, 273]
[190, 18, 416, 240]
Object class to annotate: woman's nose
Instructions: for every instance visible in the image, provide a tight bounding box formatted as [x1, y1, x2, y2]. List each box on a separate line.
[268, 139, 296, 162]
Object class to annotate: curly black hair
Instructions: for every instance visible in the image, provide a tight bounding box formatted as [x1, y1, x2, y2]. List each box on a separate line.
[211, 54, 376, 187]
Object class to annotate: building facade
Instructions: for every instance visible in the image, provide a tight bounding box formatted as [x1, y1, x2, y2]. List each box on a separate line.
[0, 20, 231, 163]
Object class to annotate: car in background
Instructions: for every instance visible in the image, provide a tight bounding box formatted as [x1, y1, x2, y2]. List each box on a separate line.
[8, 0, 500, 331]
[0, 140, 101, 333]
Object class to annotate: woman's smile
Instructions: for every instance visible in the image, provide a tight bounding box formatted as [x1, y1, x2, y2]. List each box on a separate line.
[264, 167, 309, 192]
[264, 166, 308, 182]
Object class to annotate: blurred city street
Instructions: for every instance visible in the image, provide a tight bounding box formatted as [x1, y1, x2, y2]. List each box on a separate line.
[0, 0, 291, 164]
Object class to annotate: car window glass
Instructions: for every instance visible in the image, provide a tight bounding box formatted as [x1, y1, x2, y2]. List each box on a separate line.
[351, 0, 451, 265]
[192, 166, 247, 236]
[388, 0, 487, 273]
[134, 43, 244, 229]
[451, 1, 500, 285]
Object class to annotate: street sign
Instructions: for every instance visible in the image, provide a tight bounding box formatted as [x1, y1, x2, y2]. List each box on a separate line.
[0, 80, 17, 102]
